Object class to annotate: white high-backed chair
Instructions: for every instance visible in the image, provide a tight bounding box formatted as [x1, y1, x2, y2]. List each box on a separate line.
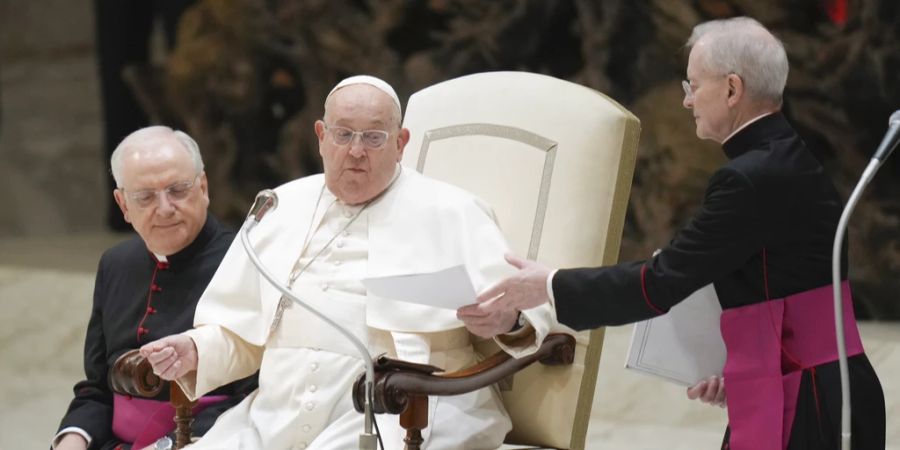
[108, 71, 640, 450]
[357, 71, 640, 449]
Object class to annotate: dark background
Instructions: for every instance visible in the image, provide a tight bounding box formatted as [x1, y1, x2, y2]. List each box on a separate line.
[1, 0, 897, 319]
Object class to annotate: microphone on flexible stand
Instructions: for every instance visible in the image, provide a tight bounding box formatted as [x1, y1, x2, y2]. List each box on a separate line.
[872, 110, 900, 167]
[240, 190, 380, 450]
[245, 189, 278, 229]
[832, 109, 899, 450]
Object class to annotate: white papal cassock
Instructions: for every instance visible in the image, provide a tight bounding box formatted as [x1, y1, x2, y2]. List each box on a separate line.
[175, 168, 554, 449]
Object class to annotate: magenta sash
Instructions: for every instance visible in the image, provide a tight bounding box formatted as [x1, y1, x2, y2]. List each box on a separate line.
[112, 394, 228, 449]
[719, 281, 864, 450]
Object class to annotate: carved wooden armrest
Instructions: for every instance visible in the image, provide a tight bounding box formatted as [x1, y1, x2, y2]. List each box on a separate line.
[352, 333, 575, 414]
[109, 349, 165, 397]
[350, 334, 575, 449]
[108, 349, 195, 449]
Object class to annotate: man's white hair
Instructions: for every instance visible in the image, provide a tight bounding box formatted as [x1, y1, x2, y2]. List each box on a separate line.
[110, 126, 204, 187]
[687, 16, 789, 104]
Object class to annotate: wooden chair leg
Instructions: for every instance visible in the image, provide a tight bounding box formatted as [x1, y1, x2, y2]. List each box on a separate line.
[169, 382, 196, 449]
[399, 394, 428, 450]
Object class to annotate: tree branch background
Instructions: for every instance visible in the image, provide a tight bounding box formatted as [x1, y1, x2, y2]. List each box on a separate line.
[126, 0, 900, 319]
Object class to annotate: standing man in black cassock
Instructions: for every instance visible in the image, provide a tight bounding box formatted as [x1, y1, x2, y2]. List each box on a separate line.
[458, 16, 885, 450]
[53, 127, 257, 450]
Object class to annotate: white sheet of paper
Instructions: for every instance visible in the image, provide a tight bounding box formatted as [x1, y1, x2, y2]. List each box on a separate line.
[625, 283, 727, 386]
[362, 265, 476, 310]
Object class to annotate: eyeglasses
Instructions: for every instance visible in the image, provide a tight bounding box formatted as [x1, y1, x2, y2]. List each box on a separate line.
[682, 80, 695, 100]
[324, 125, 390, 149]
[120, 174, 200, 208]
[683, 72, 736, 100]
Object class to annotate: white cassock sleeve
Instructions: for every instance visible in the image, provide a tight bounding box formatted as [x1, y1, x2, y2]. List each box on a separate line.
[492, 302, 562, 358]
[176, 325, 263, 400]
[179, 177, 321, 399]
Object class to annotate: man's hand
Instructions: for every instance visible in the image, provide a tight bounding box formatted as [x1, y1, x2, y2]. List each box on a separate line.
[475, 254, 552, 314]
[457, 303, 519, 338]
[686, 375, 726, 408]
[139, 334, 198, 381]
[55, 433, 88, 450]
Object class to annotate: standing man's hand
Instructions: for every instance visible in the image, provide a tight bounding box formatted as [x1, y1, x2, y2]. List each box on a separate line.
[686, 375, 726, 408]
[140, 334, 198, 380]
[476, 254, 553, 312]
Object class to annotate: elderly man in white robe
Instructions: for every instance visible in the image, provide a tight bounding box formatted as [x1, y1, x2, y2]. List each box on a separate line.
[139, 75, 555, 449]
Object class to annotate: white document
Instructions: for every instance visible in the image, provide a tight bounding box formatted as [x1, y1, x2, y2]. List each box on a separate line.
[625, 283, 727, 386]
[362, 265, 476, 310]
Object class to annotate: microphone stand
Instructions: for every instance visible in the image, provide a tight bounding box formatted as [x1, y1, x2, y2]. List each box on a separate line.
[241, 217, 379, 450]
[832, 158, 881, 450]
[835, 112, 899, 449]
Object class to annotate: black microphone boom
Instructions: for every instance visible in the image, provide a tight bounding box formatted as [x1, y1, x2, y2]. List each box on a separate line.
[873, 110, 900, 164]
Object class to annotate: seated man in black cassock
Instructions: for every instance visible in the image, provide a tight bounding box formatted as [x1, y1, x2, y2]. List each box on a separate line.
[53, 126, 258, 450]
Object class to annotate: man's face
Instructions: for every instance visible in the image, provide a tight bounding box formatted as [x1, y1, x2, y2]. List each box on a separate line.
[113, 140, 209, 256]
[315, 84, 409, 205]
[683, 43, 733, 143]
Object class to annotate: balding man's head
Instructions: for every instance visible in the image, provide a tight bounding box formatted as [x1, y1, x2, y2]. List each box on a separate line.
[315, 76, 410, 205]
[324, 75, 403, 129]
[111, 126, 209, 256]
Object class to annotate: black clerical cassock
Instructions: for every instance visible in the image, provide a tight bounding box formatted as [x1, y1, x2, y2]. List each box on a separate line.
[552, 113, 885, 450]
[57, 214, 258, 450]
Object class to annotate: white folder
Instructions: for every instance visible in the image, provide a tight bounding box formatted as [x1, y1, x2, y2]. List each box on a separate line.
[625, 283, 727, 386]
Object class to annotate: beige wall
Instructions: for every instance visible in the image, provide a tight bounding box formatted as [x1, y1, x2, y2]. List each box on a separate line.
[0, 0, 105, 236]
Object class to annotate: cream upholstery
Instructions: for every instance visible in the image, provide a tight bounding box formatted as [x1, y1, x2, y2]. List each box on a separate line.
[401, 71, 640, 449]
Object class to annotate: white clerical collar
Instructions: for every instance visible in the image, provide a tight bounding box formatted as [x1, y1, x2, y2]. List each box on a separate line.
[154, 254, 168, 262]
[723, 111, 775, 144]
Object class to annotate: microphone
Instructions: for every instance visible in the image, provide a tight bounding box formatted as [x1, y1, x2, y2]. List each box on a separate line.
[239, 189, 379, 449]
[873, 110, 900, 164]
[247, 189, 278, 224]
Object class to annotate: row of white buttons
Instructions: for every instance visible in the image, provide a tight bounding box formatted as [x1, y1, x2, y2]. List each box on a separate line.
[296, 362, 322, 448]
[291, 208, 355, 450]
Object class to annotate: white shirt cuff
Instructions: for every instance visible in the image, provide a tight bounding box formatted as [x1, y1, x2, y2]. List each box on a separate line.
[52, 427, 91, 449]
[546, 269, 558, 309]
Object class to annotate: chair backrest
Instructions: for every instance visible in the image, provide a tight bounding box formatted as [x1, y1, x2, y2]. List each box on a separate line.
[401, 71, 640, 449]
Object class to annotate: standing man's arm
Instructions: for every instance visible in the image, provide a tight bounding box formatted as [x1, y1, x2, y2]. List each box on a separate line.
[472, 167, 761, 332]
